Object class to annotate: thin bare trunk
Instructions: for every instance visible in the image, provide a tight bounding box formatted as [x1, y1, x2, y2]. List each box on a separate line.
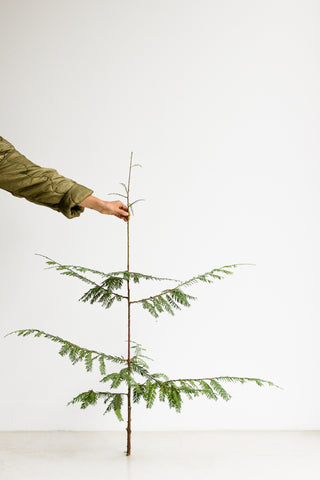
[126, 152, 133, 456]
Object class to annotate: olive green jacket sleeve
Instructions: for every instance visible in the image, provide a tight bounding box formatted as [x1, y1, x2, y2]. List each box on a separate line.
[0, 136, 94, 219]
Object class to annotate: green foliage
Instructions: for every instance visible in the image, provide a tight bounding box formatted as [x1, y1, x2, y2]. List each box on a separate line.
[36, 254, 179, 284]
[66, 372, 280, 420]
[34, 255, 246, 319]
[131, 375, 279, 414]
[106, 393, 124, 421]
[131, 265, 243, 318]
[5, 328, 280, 423]
[135, 265, 239, 315]
[67, 390, 125, 420]
[5, 328, 126, 373]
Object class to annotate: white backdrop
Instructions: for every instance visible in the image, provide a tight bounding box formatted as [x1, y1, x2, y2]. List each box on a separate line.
[0, 0, 319, 431]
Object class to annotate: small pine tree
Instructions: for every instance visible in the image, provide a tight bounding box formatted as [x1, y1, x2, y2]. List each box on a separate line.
[5, 154, 279, 456]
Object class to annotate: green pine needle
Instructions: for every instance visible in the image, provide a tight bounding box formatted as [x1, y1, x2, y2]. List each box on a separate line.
[5, 328, 127, 371]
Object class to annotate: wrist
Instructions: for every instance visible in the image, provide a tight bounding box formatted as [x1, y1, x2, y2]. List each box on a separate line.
[79, 195, 103, 212]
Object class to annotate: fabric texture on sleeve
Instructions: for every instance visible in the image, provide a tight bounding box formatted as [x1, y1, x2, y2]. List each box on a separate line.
[0, 136, 93, 219]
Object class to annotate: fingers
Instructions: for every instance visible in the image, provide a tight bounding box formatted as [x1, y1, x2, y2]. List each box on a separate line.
[117, 215, 129, 222]
[116, 213, 129, 222]
[116, 202, 130, 222]
[100, 200, 130, 221]
[118, 203, 130, 219]
[119, 204, 129, 214]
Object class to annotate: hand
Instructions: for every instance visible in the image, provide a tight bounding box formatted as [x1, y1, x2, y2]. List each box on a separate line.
[98, 200, 130, 221]
[78, 196, 130, 222]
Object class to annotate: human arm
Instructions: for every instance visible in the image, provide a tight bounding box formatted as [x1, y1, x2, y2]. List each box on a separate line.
[0, 136, 93, 219]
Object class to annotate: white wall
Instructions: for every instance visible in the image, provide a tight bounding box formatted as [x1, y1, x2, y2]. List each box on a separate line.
[1, 0, 319, 431]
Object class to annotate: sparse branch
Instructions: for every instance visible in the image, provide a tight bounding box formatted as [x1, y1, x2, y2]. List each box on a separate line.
[37, 255, 179, 284]
[68, 390, 128, 421]
[160, 376, 280, 388]
[131, 286, 193, 305]
[68, 390, 129, 404]
[129, 199, 145, 208]
[36, 254, 128, 301]
[132, 264, 245, 304]
[132, 374, 280, 412]
[128, 198, 145, 215]
[108, 193, 128, 199]
[130, 265, 251, 318]
[120, 182, 128, 194]
[5, 328, 127, 374]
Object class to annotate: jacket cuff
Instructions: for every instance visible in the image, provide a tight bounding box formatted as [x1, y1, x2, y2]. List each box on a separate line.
[59, 183, 94, 219]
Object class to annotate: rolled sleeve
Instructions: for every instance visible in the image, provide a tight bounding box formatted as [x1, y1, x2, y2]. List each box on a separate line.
[0, 136, 94, 219]
[58, 182, 94, 219]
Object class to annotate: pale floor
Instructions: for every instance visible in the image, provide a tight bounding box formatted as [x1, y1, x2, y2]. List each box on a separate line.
[1, 431, 320, 480]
